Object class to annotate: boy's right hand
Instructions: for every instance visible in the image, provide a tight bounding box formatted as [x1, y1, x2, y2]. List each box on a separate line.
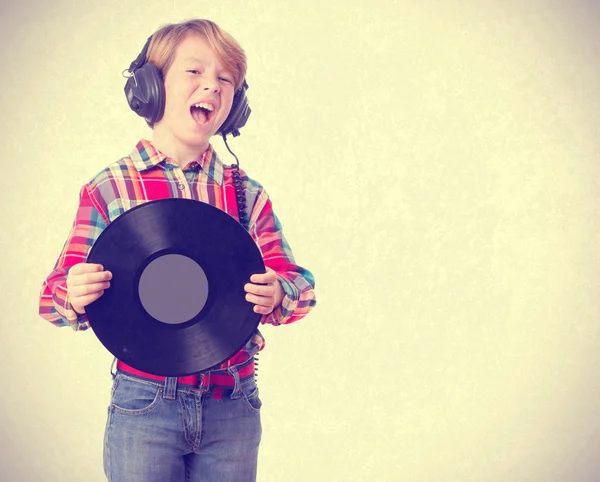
[67, 263, 112, 314]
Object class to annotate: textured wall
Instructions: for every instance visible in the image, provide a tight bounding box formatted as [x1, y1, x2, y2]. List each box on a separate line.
[2, 1, 600, 481]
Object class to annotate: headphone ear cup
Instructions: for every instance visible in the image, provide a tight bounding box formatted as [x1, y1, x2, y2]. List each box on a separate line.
[124, 63, 165, 125]
[217, 81, 251, 137]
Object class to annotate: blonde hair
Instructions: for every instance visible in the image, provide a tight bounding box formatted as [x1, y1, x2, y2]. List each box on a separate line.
[147, 19, 247, 90]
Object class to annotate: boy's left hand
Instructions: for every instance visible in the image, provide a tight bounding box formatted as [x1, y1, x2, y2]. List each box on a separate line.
[244, 267, 285, 315]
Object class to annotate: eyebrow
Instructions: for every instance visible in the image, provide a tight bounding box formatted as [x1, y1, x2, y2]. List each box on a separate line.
[183, 57, 205, 63]
[182, 57, 233, 76]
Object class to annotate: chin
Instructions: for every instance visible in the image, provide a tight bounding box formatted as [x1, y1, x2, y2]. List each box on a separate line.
[176, 130, 208, 149]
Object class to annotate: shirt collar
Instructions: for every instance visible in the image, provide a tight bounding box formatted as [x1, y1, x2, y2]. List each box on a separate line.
[198, 144, 225, 186]
[129, 139, 225, 186]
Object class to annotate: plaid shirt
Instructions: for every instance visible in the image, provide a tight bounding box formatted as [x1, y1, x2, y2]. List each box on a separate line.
[39, 139, 316, 372]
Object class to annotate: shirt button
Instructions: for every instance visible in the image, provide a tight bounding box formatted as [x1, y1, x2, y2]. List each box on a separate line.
[178, 183, 185, 190]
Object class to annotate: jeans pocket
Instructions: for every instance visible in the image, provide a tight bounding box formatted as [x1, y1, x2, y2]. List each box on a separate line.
[242, 385, 262, 414]
[111, 374, 163, 416]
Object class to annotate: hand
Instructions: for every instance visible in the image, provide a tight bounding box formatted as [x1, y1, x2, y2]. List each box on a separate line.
[66, 263, 112, 314]
[244, 267, 285, 315]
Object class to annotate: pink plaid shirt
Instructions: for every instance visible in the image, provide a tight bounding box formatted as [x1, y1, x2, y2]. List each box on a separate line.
[39, 139, 316, 372]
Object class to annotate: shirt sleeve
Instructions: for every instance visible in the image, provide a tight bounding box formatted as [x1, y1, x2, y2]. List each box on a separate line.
[244, 176, 317, 326]
[38, 184, 107, 331]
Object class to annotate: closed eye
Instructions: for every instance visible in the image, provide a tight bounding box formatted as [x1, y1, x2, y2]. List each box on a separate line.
[219, 77, 233, 84]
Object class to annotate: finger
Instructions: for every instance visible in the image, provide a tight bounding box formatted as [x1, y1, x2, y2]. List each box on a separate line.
[83, 271, 112, 283]
[245, 293, 273, 307]
[70, 263, 105, 275]
[249, 270, 276, 284]
[244, 283, 275, 297]
[253, 304, 273, 315]
[69, 270, 112, 287]
[71, 290, 105, 312]
[70, 281, 111, 298]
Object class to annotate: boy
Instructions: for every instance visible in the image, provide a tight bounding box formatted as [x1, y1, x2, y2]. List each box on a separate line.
[38, 18, 316, 482]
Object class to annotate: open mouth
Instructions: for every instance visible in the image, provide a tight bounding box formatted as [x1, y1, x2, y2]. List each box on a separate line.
[190, 102, 215, 125]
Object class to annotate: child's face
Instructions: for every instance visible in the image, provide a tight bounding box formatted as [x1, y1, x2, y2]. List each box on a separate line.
[155, 34, 236, 151]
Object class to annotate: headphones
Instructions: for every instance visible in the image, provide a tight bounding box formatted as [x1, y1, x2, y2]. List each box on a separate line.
[124, 36, 251, 137]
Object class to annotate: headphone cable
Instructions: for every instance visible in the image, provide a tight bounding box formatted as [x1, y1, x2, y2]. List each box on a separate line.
[222, 134, 249, 231]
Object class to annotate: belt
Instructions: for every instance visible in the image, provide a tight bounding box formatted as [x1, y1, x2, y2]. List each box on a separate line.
[115, 358, 256, 399]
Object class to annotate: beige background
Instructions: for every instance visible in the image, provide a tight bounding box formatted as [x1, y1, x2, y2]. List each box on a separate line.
[2, 0, 600, 481]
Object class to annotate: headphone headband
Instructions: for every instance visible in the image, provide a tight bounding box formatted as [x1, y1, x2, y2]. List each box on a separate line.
[127, 36, 152, 75]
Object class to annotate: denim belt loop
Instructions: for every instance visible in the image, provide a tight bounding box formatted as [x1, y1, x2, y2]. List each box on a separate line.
[198, 371, 211, 394]
[110, 357, 117, 379]
[163, 377, 178, 400]
[227, 365, 242, 399]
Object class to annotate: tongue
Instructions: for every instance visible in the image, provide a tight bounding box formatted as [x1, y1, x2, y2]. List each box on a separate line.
[191, 107, 208, 124]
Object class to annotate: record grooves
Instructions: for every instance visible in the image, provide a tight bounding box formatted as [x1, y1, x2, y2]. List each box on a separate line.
[86, 198, 264, 376]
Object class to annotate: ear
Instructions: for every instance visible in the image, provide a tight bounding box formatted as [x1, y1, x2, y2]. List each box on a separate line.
[217, 80, 251, 138]
[124, 63, 165, 125]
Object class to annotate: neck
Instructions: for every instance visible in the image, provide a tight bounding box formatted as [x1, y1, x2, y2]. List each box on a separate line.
[151, 129, 208, 168]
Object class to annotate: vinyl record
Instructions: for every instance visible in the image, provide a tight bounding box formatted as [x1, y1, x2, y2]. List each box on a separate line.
[85, 198, 264, 376]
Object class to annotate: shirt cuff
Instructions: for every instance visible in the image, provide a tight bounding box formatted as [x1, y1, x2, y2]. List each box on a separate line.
[261, 276, 298, 326]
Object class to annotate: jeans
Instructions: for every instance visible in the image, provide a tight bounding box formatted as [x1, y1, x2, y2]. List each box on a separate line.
[103, 366, 262, 482]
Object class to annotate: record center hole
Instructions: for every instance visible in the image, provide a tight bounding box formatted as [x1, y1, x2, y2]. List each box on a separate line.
[138, 254, 209, 324]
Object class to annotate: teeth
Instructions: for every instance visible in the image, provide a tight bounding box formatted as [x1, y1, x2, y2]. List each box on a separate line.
[194, 102, 214, 111]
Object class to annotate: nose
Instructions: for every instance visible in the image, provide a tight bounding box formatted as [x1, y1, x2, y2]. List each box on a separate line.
[202, 76, 220, 93]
